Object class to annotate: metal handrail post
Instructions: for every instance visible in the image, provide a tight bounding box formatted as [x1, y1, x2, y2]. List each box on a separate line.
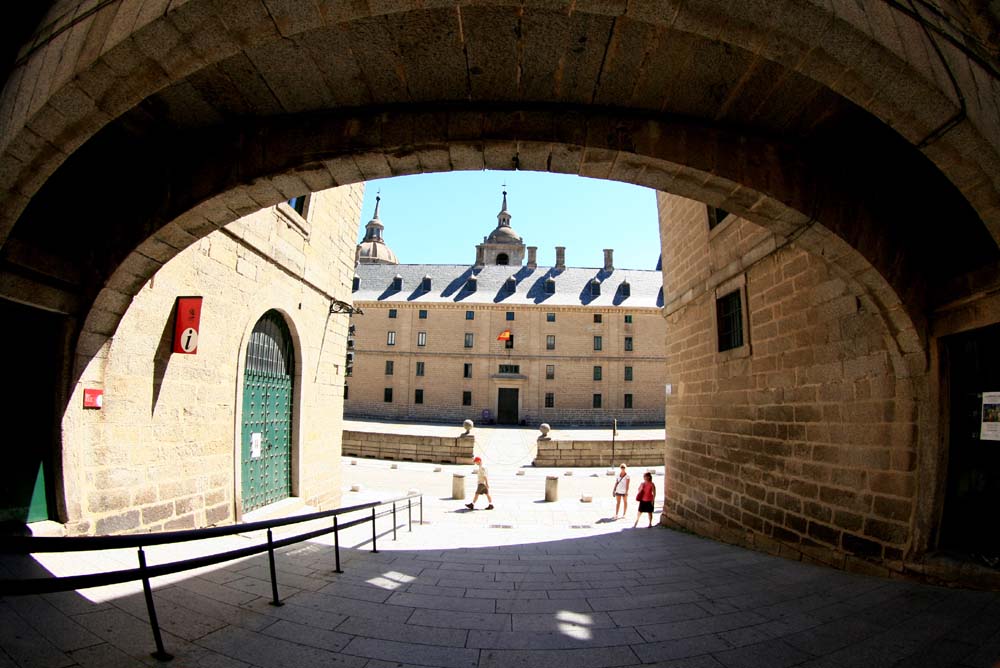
[392, 503, 397, 541]
[138, 548, 172, 661]
[420, 495, 423, 525]
[333, 516, 343, 573]
[408, 499, 412, 532]
[371, 507, 378, 553]
[266, 529, 283, 607]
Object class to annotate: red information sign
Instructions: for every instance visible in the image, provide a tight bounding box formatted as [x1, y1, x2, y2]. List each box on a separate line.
[172, 296, 203, 354]
[83, 388, 103, 409]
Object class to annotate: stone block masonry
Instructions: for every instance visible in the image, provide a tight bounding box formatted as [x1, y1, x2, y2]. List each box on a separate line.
[343, 431, 475, 464]
[533, 438, 664, 467]
[658, 193, 922, 576]
[61, 185, 364, 534]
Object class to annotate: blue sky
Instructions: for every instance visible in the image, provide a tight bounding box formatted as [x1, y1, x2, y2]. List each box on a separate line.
[356, 171, 661, 270]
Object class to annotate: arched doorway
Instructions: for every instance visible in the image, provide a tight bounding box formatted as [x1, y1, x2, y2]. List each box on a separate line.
[241, 310, 295, 513]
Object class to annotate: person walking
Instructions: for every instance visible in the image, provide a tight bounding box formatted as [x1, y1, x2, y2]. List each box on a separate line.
[633, 471, 657, 527]
[612, 463, 630, 518]
[465, 456, 494, 510]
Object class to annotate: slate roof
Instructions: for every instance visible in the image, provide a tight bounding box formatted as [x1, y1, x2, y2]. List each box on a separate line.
[353, 264, 664, 308]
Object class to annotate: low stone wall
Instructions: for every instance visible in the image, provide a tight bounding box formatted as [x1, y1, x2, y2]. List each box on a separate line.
[533, 439, 664, 467]
[342, 431, 475, 464]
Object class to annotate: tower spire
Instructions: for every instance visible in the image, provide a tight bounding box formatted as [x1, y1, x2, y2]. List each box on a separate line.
[497, 188, 511, 228]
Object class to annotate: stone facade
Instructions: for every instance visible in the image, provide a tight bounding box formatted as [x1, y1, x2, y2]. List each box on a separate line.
[347, 303, 666, 428]
[59, 186, 362, 535]
[658, 193, 924, 575]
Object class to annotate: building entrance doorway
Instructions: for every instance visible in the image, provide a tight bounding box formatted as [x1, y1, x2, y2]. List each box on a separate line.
[497, 388, 519, 425]
[940, 322, 1000, 565]
[241, 311, 295, 513]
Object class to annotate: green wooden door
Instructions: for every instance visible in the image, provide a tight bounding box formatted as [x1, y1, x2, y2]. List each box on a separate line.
[241, 311, 294, 512]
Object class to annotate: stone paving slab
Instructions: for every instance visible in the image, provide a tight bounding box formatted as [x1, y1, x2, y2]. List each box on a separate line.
[2, 456, 1000, 668]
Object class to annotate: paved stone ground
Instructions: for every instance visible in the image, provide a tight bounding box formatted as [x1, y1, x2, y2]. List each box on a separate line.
[2, 428, 999, 667]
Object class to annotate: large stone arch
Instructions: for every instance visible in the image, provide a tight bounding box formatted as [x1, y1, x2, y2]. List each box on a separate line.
[1, 0, 997, 574]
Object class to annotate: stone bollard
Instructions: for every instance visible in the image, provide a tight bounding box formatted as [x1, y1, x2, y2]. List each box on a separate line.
[545, 475, 559, 502]
[452, 474, 466, 500]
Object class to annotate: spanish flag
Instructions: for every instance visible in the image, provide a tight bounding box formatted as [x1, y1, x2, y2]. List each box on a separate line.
[497, 329, 512, 341]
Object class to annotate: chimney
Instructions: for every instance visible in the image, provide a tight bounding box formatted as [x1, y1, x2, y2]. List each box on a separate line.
[527, 246, 537, 269]
[555, 246, 565, 271]
[603, 248, 614, 272]
[475, 246, 485, 267]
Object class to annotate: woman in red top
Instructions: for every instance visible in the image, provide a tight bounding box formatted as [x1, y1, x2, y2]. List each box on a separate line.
[633, 471, 657, 528]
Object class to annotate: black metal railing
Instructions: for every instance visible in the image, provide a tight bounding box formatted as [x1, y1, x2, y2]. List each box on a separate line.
[0, 494, 423, 661]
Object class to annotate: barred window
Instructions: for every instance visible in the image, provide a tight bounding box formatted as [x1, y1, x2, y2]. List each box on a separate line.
[716, 290, 744, 352]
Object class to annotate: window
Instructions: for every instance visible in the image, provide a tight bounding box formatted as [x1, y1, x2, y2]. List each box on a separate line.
[463, 363, 472, 378]
[506, 311, 515, 321]
[590, 280, 601, 296]
[419, 309, 427, 319]
[624, 314, 633, 324]
[344, 385, 349, 400]
[624, 366, 633, 381]
[498, 364, 520, 374]
[594, 314, 602, 323]
[392, 276, 402, 290]
[545, 364, 555, 380]
[462, 391, 472, 406]
[421, 277, 431, 291]
[717, 290, 744, 352]
[593, 393, 602, 408]
[352, 276, 359, 291]
[466, 310, 475, 320]
[546, 335, 555, 350]
[545, 392, 554, 408]
[416, 361, 425, 377]
[593, 335, 602, 351]
[385, 360, 394, 375]
[414, 389, 424, 404]
[288, 196, 307, 215]
[387, 331, 396, 345]
[497, 253, 509, 265]
[417, 331, 427, 347]
[593, 366, 602, 381]
[624, 337, 633, 351]
[545, 279, 555, 294]
[466, 277, 477, 292]
[546, 312, 556, 322]
[505, 335, 514, 350]
[384, 388, 393, 403]
[620, 282, 631, 298]
[624, 393, 633, 409]
[464, 333, 474, 348]
[504, 278, 516, 293]
[707, 205, 730, 230]
[388, 309, 397, 319]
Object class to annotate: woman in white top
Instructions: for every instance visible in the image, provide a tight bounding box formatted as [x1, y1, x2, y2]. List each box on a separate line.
[612, 463, 630, 518]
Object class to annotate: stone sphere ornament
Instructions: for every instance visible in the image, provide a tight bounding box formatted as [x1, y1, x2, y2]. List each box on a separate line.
[462, 419, 474, 435]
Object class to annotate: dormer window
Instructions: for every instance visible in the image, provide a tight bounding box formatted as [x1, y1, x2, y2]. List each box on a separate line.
[392, 275, 402, 290]
[545, 278, 555, 294]
[590, 279, 601, 297]
[504, 277, 516, 293]
[497, 253, 509, 265]
[422, 276, 432, 291]
[620, 281, 630, 298]
[466, 277, 477, 292]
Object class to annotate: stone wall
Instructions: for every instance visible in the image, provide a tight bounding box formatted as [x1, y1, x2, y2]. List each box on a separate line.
[533, 439, 664, 467]
[342, 431, 475, 465]
[658, 193, 924, 575]
[60, 185, 362, 535]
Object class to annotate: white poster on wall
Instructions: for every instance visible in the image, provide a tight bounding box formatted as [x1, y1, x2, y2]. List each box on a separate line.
[982, 392, 1000, 441]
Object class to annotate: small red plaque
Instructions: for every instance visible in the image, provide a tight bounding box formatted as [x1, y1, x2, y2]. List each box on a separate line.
[83, 388, 103, 409]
